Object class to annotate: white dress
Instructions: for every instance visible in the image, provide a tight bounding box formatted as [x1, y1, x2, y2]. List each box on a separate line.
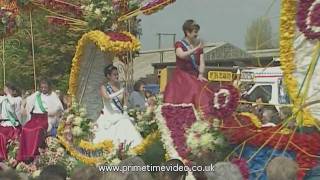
[93, 91, 143, 147]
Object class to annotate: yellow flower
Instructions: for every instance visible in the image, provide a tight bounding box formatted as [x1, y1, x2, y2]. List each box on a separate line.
[68, 30, 140, 96]
[280, 0, 317, 127]
[240, 112, 262, 128]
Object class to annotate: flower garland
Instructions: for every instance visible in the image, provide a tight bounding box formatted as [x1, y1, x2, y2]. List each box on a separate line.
[57, 135, 105, 165]
[68, 30, 140, 96]
[141, 0, 176, 15]
[186, 120, 226, 155]
[156, 104, 197, 180]
[208, 85, 240, 119]
[156, 104, 198, 163]
[280, 0, 317, 126]
[240, 112, 262, 128]
[221, 115, 320, 179]
[130, 131, 160, 155]
[297, 0, 320, 39]
[78, 140, 113, 152]
[14, 137, 79, 178]
[0, 9, 19, 38]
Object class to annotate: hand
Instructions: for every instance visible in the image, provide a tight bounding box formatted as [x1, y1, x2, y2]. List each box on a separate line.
[198, 74, 208, 82]
[196, 42, 204, 50]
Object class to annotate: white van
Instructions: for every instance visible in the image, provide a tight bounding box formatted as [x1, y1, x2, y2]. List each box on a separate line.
[240, 66, 291, 111]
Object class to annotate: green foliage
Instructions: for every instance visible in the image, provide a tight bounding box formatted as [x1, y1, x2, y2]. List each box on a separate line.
[0, 9, 82, 92]
[245, 16, 277, 50]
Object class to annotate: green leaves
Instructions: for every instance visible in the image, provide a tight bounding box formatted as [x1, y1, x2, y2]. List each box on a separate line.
[0, 9, 81, 92]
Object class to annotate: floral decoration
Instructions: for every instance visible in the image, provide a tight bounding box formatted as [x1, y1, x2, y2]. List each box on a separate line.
[128, 107, 158, 138]
[186, 120, 226, 155]
[14, 137, 79, 178]
[297, 0, 320, 39]
[0, 8, 20, 38]
[59, 99, 93, 144]
[280, 0, 317, 126]
[68, 30, 140, 96]
[208, 85, 240, 119]
[240, 112, 262, 128]
[156, 104, 197, 164]
[221, 114, 320, 179]
[141, 0, 176, 15]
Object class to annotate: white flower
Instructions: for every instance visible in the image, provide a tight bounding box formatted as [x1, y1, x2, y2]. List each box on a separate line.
[32, 170, 41, 178]
[190, 121, 209, 133]
[73, 117, 83, 126]
[66, 114, 74, 123]
[79, 108, 86, 117]
[186, 133, 199, 150]
[213, 136, 224, 145]
[200, 134, 214, 148]
[94, 8, 102, 15]
[102, 17, 107, 22]
[57, 147, 65, 155]
[72, 126, 83, 137]
[80, 5, 85, 9]
[110, 158, 121, 165]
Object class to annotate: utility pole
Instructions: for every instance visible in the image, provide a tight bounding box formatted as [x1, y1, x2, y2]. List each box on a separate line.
[156, 33, 176, 63]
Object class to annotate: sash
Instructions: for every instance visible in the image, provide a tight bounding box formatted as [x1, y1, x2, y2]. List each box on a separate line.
[179, 39, 198, 71]
[3, 98, 20, 126]
[36, 92, 47, 113]
[105, 84, 124, 113]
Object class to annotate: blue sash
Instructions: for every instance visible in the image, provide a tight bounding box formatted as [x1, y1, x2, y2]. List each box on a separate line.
[179, 39, 198, 71]
[105, 84, 124, 113]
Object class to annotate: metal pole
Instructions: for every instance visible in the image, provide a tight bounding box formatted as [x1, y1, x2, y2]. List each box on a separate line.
[2, 38, 5, 87]
[30, 11, 37, 91]
[158, 33, 161, 49]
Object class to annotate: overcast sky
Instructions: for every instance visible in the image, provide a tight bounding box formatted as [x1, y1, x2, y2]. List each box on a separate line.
[139, 0, 280, 50]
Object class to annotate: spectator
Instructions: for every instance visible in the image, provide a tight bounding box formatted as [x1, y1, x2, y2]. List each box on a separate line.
[98, 171, 129, 180]
[304, 166, 320, 180]
[118, 156, 153, 180]
[129, 81, 147, 111]
[280, 106, 292, 121]
[159, 159, 187, 180]
[38, 165, 67, 180]
[205, 162, 243, 180]
[71, 166, 100, 180]
[266, 156, 298, 180]
[0, 169, 21, 180]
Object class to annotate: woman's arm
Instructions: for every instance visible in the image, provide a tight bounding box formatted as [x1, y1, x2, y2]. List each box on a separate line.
[198, 54, 208, 81]
[99, 85, 124, 100]
[176, 43, 203, 59]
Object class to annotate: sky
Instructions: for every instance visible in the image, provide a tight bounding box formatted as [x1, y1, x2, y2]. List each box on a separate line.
[139, 0, 280, 50]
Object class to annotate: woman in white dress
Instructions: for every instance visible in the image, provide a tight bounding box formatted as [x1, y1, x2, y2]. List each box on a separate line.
[93, 65, 143, 147]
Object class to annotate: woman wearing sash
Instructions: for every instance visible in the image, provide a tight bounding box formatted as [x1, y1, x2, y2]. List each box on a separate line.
[0, 83, 22, 160]
[17, 79, 63, 161]
[164, 19, 208, 107]
[93, 65, 142, 147]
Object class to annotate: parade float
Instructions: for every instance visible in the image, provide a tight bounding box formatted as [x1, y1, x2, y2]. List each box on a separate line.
[0, 0, 320, 180]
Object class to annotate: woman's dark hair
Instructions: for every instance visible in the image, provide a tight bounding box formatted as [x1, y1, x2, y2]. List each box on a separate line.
[104, 64, 118, 77]
[5, 82, 16, 91]
[183, 19, 200, 36]
[133, 80, 145, 92]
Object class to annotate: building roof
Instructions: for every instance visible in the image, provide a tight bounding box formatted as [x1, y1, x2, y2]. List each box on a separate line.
[133, 42, 279, 80]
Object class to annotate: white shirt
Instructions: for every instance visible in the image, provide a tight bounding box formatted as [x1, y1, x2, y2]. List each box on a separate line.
[0, 95, 22, 126]
[25, 91, 64, 128]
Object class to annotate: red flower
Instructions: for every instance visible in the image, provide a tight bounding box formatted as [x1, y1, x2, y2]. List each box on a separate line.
[297, 0, 320, 39]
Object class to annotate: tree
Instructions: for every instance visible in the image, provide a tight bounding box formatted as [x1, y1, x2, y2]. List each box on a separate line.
[0, 9, 82, 93]
[245, 16, 276, 50]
